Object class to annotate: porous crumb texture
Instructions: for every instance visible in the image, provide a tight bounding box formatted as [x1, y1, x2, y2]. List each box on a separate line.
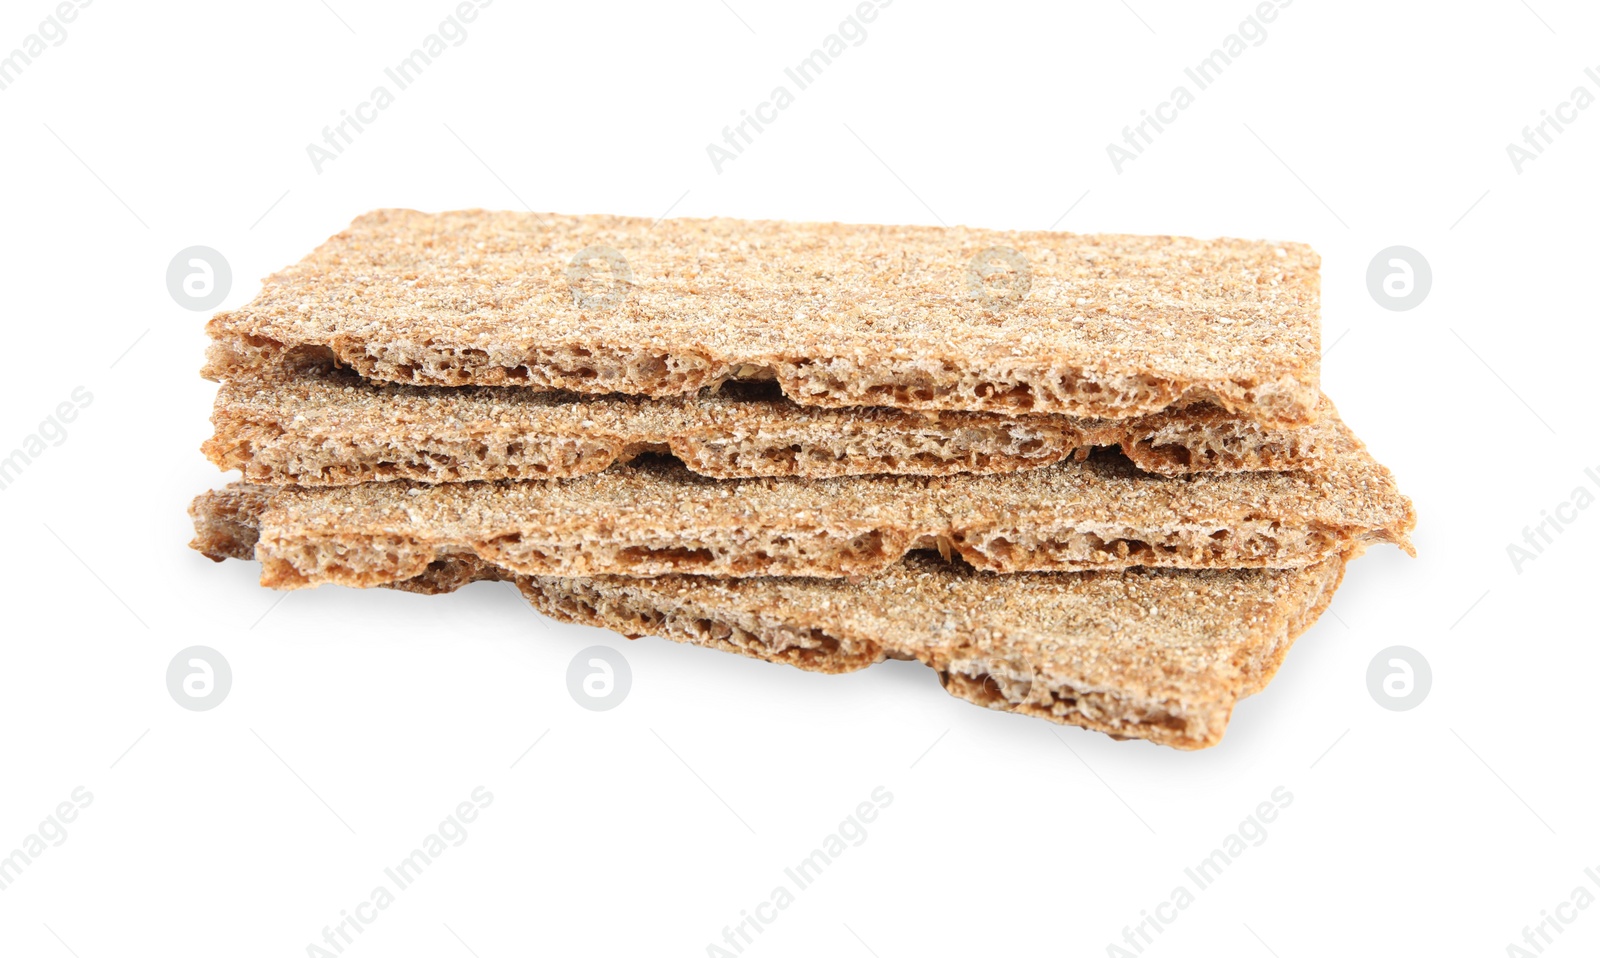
[187, 484, 271, 561]
[204, 209, 1322, 424]
[206, 362, 1347, 484]
[198, 423, 1411, 588]
[186, 496, 1347, 750]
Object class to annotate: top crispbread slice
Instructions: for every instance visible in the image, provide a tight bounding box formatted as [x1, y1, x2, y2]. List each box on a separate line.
[204, 209, 1322, 424]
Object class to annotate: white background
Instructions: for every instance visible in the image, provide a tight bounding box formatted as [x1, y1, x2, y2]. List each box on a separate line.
[1, 1, 1596, 955]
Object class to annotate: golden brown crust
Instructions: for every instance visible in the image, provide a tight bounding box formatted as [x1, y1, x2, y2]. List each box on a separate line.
[204, 209, 1321, 424]
[206, 362, 1347, 484]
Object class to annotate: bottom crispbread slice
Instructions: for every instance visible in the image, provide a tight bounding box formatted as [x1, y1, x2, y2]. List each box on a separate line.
[191, 487, 1348, 749]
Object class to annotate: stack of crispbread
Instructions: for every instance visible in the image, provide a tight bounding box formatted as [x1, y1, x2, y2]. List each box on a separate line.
[191, 210, 1414, 749]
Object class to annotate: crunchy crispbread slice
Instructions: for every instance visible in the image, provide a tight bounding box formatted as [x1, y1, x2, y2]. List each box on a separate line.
[205, 362, 1347, 484]
[204, 209, 1322, 424]
[519, 555, 1348, 749]
[191, 424, 1411, 588]
[188, 489, 1347, 749]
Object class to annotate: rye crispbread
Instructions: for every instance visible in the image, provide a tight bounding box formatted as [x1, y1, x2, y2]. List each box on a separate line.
[203, 209, 1322, 424]
[188, 488, 1347, 749]
[520, 554, 1347, 749]
[190, 423, 1411, 588]
[205, 361, 1348, 484]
